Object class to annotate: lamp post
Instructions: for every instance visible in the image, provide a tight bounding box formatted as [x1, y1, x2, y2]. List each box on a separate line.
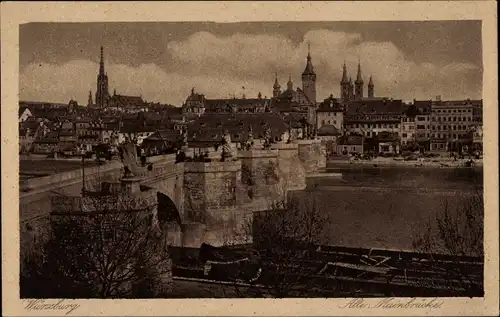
[80, 145, 86, 196]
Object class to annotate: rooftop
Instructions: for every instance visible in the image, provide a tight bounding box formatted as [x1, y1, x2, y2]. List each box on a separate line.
[346, 99, 404, 115]
[187, 112, 289, 144]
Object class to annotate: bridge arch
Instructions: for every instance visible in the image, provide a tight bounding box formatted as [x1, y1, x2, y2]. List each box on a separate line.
[156, 191, 182, 226]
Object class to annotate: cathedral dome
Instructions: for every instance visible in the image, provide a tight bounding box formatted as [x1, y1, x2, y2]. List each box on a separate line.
[273, 75, 281, 89]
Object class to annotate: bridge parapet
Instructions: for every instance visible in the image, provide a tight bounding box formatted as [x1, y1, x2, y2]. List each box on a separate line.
[297, 139, 327, 173]
[271, 142, 306, 192]
[238, 149, 281, 200]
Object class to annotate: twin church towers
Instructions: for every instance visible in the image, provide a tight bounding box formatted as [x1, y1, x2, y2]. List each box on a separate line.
[340, 61, 374, 102]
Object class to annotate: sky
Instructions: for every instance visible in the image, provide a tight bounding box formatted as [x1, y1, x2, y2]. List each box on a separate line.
[19, 21, 483, 106]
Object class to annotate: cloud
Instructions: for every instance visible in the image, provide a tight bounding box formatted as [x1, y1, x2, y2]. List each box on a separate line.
[20, 29, 482, 106]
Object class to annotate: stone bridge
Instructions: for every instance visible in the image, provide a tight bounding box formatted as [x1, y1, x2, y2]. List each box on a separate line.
[19, 154, 184, 256]
[20, 139, 327, 253]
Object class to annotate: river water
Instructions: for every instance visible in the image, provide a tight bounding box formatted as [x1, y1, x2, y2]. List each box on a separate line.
[291, 164, 483, 253]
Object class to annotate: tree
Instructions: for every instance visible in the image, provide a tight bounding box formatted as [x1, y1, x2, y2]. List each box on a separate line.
[239, 195, 331, 298]
[412, 173, 483, 296]
[20, 185, 172, 298]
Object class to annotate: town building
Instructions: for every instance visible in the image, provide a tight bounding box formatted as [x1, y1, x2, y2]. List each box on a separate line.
[344, 99, 403, 137]
[182, 88, 271, 118]
[20, 102, 70, 122]
[186, 112, 290, 152]
[107, 90, 148, 112]
[342, 98, 403, 153]
[142, 129, 184, 155]
[471, 125, 483, 152]
[315, 95, 343, 151]
[425, 98, 482, 152]
[19, 119, 48, 153]
[336, 135, 364, 155]
[406, 100, 432, 151]
[400, 114, 416, 147]
[31, 131, 60, 155]
[316, 95, 344, 132]
[377, 132, 401, 154]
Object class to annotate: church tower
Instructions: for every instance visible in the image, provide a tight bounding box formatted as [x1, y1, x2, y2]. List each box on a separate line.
[348, 76, 354, 101]
[287, 75, 293, 91]
[340, 62, 351, 102]
[95, 46, 110, 108]
[87, 90, 93, 106]
[354, 61, 364, 100]
[301, 45, 317, 104]
[368, 75, 374, 98]
[273, 73, 281, 98]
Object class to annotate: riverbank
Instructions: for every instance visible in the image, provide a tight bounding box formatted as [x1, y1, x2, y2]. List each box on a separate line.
[327, 156, 483, 168]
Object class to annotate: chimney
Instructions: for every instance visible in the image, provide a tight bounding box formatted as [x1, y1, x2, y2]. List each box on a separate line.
[436, 95, 441, 101]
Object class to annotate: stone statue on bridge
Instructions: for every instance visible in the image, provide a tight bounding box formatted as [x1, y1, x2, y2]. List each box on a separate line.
[221, 130, 233, 161]
[263, 126, 272, 149]
[312, 127, 318, 139]
[181, 129, 188, 149]
[120, 140, 139, 178]
[245, 124, 254, 150]
[287, 126, 294, 143]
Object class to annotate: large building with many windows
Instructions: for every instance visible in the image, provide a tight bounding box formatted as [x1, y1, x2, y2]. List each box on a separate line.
[344, 98, 403, 138]
[429, 99, 482, 151]
[407, 98, 482, 152]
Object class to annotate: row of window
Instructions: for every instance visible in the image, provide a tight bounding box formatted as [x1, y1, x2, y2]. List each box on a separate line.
[321, 120, 338, 125]
[402, 125, 415, 131]
[431, 125, 469, 131]
[414, 132, 468, 140]
[360, 131, 399, 137]
[432, 143, 446, 150]
[432, 133, 468, 139]
[434, 108, 472, 113]
[322, 112, 340, 117]
[346, 123, 400, 129]
[432, 116, 472, 122]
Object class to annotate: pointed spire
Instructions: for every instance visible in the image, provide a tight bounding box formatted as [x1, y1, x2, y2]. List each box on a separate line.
[368, 75, 374, 98]
[341, 61, 348, 83]
[356, 60, 363, 83]
[302, 44, 315, 75]
[273, 72, 280, 89]
[287, 75, 293, 90]
[88, 90, 93, 105]
[99, 46, 105, 75]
